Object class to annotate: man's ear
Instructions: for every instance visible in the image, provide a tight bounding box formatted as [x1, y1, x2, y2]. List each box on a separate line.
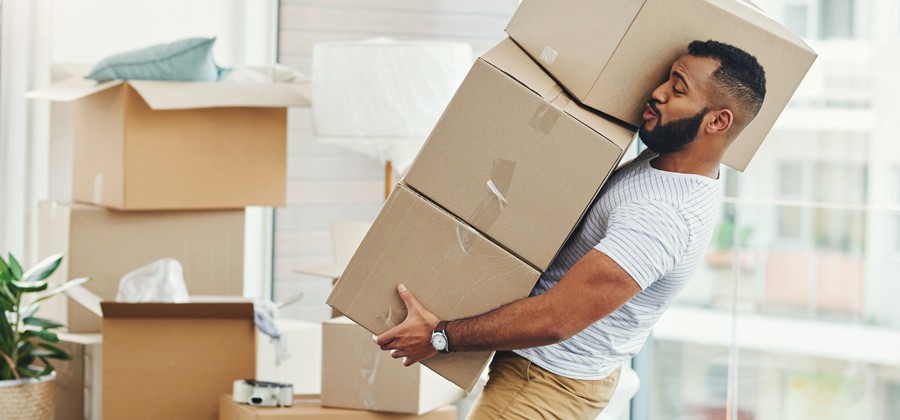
[705, 109, 733, 135]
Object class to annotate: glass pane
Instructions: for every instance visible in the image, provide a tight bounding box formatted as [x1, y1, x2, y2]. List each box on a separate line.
[819, 0, 855, 39]
[784, 4, 809, 37]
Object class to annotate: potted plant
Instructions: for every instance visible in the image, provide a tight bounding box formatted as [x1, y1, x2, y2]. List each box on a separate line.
[0, 253, 88, 420]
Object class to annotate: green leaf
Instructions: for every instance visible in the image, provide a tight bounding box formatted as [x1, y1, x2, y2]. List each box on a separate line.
[37, 357, 54, 376]
[7, 254, 23, 281]
[0, 311, 13, 351]
[16, 366, 37, 379]
[0, 255, 8, 277]
[19, 304, 38, 321]
[23, 317, 64, 330]
[10, 280, 48, 292]
[31, 277, 89, 306]
[22, 253, 63, 282]
[17, 354, 35, 370]
[22, 330, 59, 343]
[0, 270, 10, 283]
[38, 342, 70, 360]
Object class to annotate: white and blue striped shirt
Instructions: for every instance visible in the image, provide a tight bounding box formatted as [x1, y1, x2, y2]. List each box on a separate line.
[514, 150, 721, 380]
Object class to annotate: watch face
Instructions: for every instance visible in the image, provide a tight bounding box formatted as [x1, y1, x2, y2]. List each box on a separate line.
[432, 334, 447, 351]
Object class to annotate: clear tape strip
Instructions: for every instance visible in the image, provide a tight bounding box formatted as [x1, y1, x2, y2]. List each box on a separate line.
[486, 180, 508, 210]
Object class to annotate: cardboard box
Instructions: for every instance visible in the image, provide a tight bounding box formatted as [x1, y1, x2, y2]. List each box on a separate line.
[37, 201, 245, 332]
[505, 0, 817, 171]
[403, 38, 635, 270]
[256, 319, 322, 395]
[321, 317, 465, 414]
[101, 299, 256, 420]
[327, 185, 540, 391]
[219, 395, 457, 420]
[54, 333, 102, 420]
[28, 79, 311, 209]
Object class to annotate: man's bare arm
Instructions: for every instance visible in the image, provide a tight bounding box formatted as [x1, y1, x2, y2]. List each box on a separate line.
[375, 249, 642, 366]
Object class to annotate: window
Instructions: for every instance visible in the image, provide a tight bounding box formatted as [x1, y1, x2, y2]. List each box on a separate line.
[819, 0, 855, 39]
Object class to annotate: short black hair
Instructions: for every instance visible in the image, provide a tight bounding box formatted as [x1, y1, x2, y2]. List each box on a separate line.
[688, 40, 766, 128]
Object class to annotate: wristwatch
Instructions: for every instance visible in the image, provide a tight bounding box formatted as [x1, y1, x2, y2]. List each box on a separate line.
[430, 321, 451, 353]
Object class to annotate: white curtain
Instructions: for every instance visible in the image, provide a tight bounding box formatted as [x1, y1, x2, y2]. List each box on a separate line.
[0, 0, 51, 264]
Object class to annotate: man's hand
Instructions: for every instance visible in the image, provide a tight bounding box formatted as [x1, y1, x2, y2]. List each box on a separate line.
[374, 284, 441, 366]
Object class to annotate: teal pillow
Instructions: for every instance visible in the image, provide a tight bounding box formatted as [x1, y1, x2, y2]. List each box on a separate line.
[87, 37, 228, 82]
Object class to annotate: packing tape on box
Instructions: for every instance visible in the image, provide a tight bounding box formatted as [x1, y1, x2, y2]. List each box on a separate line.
[529, 89, 565, 135]
[359, 344, 382, 410]
[92, 174, 103, 203]
[459, 158, 517, 254]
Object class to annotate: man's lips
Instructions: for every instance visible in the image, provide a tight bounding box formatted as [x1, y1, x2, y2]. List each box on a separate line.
[643, 103, 658, 120]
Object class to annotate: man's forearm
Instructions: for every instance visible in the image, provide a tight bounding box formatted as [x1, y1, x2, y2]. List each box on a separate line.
[445, 293, 566, 352]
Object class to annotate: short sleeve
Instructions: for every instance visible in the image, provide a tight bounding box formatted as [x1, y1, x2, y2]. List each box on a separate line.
[594, 200, 690, 290]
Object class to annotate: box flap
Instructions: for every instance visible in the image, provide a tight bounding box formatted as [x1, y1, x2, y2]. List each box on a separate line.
[65, 285, 104, 318]
[128, 81, 312, 110]
[480, 38, 560, 100]
[26, 78, 123, 102]
[101, 301, 254, 319]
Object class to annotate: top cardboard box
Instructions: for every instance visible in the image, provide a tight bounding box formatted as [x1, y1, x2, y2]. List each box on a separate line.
[28, 79, 311, 210]
[505, 0, 817, 171]
[404, 38, 635, 271]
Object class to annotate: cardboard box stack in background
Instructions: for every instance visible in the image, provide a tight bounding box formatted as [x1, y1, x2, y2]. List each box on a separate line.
[219, 395, 458, 420]
[505, 0, 817, 171]
[27, 72, 309, 418]
[321, 317, 465, 414]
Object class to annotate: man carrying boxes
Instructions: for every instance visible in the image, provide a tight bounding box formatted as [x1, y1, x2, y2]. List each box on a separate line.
[376, 40, 767, 419]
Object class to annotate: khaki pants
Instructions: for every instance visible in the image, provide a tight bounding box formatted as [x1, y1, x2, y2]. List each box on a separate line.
[467, 351, 621, 420]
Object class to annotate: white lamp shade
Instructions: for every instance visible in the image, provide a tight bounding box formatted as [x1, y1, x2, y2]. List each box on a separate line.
[311, 38, 473, 172]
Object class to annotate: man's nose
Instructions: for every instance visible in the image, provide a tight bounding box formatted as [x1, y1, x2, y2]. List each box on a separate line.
[651, 84, 667, 104]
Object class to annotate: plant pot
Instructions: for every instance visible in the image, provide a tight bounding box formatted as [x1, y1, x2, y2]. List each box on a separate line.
[0, 373, 55, 420]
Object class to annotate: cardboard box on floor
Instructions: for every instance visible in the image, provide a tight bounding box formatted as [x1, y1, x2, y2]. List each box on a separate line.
[403, 38, 635, 270]
[321, 317, 465, 414]
[327, 185, 540, 392]
[505, 0, 816, 171]
[256, 319, 322, 395]
[54, 333, 102, 420]
[65, 287, 256, 420]
[219, 395, 457, 420]
[27, 79, 311, 210]
[37, 201, 244, 332]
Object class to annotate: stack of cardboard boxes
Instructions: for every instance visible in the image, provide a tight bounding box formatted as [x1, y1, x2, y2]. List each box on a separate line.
[29, 79, 309, 419]
[328, 0, 815, 396]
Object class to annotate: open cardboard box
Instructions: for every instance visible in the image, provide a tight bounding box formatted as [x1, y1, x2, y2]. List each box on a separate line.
[67, 286, 255, 420]
[37, 201, 245, 333]
[27, 78, 311, 210]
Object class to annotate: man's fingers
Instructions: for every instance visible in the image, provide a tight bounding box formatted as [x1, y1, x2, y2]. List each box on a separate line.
[374, 330, 396, 347]
[402, 357, 414, 367]
[389, 349, 404, 359]
[397, 283, 423, 313]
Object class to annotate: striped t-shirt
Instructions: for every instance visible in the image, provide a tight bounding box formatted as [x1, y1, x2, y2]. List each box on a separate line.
[514, 150, 721, 380]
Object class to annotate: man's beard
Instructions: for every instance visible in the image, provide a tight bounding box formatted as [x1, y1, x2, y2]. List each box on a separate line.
[638, 104, 708, 154]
